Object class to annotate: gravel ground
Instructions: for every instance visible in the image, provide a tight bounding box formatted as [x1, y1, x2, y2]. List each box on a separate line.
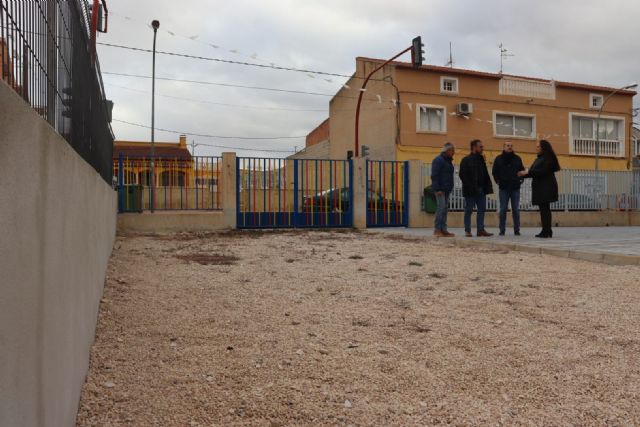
[77, 230, 640, 426]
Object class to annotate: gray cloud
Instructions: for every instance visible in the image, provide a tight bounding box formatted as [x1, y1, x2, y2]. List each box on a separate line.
[99, 0, 639, 157]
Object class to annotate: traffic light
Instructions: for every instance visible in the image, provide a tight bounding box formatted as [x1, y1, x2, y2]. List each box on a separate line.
[361, 145, 370, 158]
[411, 36, 425, 69]
[347, 150, 353, 160]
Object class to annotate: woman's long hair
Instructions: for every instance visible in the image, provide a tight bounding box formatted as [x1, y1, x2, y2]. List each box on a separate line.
[539, 139, 561, 171]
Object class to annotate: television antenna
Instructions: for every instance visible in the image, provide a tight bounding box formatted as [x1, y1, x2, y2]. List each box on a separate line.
[444, 42, 454, 68]
[499, 43, 514, 74]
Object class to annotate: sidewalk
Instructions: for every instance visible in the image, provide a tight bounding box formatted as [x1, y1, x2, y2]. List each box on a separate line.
[373, 227, 640, 265]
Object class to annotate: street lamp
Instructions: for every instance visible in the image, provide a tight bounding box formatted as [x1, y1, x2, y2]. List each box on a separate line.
[595, 82, 637, 171]
[150, 19, 159, 212]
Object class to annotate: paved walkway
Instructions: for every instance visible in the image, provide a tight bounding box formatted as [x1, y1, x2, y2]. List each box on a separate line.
[373, 227, 640, 265]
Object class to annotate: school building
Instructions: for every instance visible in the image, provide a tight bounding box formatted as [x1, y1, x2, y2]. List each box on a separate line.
[317, 57, 637, 171]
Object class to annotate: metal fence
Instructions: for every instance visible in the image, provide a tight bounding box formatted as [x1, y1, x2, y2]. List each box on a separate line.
[422, 164, 640, 211]
[1, 0, 113, 183]
[366, 160, 408, 227]
[236, 157, 353, 228]
[114, 156, 222, 212]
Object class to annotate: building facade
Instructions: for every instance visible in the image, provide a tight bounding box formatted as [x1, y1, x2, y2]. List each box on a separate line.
[325, 58, 636, 171]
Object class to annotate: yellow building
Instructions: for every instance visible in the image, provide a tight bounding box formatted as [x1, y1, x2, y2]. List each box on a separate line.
[112, 135, 222, 210]
[325, 57, 636, 171]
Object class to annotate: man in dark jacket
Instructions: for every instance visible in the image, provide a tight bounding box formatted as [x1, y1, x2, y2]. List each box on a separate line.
[492, 141, 525, 236]
[459, 139, 493, 237]
[430, 142, 455, 237]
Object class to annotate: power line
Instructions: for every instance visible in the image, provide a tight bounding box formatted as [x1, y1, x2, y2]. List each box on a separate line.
[97, 42, 351, 79]
[102, 71, 336, 97]
[105, 83, 329, 112]
[102, 72, 396, 107]
[112, 118, 303, 144]
[105, 82, 394, 113]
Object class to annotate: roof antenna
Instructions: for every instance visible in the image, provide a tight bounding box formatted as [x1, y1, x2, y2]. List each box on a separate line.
[499, 43, 514, 74]
[444, 42, 454, 68]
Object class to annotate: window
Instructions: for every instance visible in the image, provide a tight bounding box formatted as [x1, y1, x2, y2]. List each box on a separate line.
[571, 115, 621, 140]
[417, 105, 446, 133]
[494, 113, 535, 138]
[589, 94, 604, 109]
[440, 76, 458, 94]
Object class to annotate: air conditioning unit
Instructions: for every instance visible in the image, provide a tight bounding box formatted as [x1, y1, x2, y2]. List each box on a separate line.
[457, 102, 473, 115]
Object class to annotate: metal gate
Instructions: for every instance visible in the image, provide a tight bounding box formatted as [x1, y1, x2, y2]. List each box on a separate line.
[236, 157, 353, 229]
[366, 160, 409, 227]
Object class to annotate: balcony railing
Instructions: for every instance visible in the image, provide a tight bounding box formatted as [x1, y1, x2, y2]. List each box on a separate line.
[572, 138, 623, 157]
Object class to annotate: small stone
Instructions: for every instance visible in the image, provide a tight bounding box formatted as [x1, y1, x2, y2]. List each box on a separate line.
[116, 337, 123, 343]
[170, 342, 177, 347]
[205, 375, 214, 382]
[284, 312, 290, 317]
[227, 346, 234, 350]
[103, 381, 115, 388]
[295, 349, 304, 356]
[344, 399, 353, 408]
[419, 401, 428, 407]
[377, 349, 388, 354]
[319, 349, 329, 355]
[291, 320, 301, 325]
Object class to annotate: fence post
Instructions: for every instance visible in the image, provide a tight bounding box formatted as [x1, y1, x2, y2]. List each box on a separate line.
[221, 152, 237, 228]
[118, 152, 124, 213]
[407, 159, 422, 228]
[352, 157, 367, 229]
[293, 160, 299, 227]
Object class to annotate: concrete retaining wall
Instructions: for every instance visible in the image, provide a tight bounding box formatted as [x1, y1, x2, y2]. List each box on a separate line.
[0, 80, 117, 426]
[118, 211, 228, 233]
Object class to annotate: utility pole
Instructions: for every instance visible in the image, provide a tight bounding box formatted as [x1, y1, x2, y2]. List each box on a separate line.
[150, 19, 159, 212]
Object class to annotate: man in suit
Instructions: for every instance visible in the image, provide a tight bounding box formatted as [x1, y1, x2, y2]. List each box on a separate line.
[459, 139, 494, 237]
[492, 141, 525, 236]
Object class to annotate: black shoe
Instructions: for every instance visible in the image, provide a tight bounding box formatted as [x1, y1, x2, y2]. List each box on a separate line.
[535, 232, 548, 238]
[514, 231, 521, 236]
[499, 231, 505, 236]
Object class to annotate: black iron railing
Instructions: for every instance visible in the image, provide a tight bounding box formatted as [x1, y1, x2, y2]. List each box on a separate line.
[0, 0, 113, 184]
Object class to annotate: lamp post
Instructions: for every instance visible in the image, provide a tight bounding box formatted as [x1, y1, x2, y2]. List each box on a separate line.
[595, 83, 637, 171]
[150, 19, 159, 212]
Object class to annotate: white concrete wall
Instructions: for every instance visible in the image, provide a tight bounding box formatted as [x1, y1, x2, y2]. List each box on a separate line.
[0, 80, 117, 426]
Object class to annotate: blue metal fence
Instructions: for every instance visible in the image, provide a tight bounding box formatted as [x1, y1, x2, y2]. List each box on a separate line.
[236, 157, 353, 229]
[366, 160, 409, 227]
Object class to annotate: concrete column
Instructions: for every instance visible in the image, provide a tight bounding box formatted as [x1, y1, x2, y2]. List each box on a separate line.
[407, 159, 424, 228]
[221, 152, 237, 228]
[352, 157, 367, 229]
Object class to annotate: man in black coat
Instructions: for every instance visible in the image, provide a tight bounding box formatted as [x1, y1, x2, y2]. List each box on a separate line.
[492, 141, 525, 236]
[459, 139, 494, 237]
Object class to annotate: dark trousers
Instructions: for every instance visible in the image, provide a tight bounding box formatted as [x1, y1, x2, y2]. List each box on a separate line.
[539, 202, 552, 234]
[498, 189, 520, 234]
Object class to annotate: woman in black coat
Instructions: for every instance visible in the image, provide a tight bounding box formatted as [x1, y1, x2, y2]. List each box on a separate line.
[518, 140, 561, 238]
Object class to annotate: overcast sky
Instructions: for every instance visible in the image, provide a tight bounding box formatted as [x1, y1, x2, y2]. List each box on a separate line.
[98, 0, 640, 157]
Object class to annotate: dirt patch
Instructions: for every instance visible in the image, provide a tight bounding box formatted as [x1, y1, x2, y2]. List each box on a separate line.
[175, 253, 239, 265]
[77, 231, 640, 426]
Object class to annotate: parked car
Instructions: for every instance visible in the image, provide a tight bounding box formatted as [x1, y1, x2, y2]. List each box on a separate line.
[301, 188, 404, 213]
[302, 188, 350, 212]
